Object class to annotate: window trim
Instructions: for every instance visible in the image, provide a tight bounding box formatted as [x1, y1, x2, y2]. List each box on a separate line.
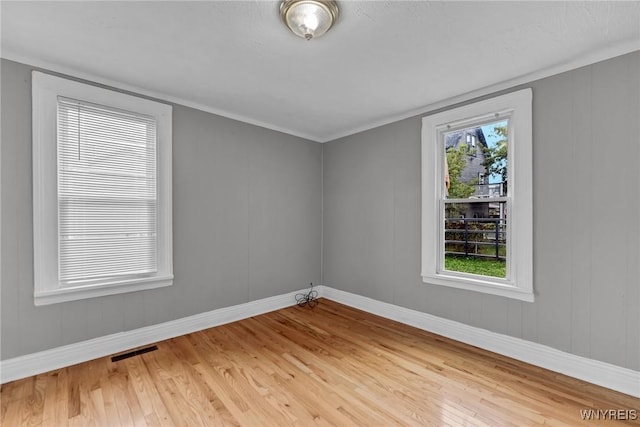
[32, 72, 173, 305]
[421, 89, 533, 302]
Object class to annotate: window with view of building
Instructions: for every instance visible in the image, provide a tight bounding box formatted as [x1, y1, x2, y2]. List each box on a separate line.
[443, 120, 508, 278]
[421, 89, 533, 301]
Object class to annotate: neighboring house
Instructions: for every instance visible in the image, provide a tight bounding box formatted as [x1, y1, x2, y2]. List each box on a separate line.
[445, 127, 488, 193]
[444, 127, 499, 219]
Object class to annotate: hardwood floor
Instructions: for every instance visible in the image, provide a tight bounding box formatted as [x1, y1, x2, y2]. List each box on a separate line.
[2, 299, 638, 426]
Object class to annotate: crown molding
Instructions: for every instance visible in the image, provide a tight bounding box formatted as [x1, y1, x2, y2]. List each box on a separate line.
[0, 49, 322, 142]
[319, 39, 640, 143]
[3, 40, 639, 144]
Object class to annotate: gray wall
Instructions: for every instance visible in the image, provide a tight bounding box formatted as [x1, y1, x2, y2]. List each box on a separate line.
[323, 51, 640, 371]
[1, 59, 322, 359]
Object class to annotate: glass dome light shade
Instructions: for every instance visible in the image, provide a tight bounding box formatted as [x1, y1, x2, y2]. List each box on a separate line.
[280, 0, 339, 40]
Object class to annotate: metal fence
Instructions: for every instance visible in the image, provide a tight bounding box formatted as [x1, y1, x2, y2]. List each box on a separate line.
[444, 217, 506, 260]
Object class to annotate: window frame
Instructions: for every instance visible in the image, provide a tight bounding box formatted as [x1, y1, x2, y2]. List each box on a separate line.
[421, 89, 533, 302]
[32, 72, 173, 306]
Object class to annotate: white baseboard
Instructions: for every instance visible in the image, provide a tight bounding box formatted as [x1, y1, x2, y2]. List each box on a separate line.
[3, 285, 639, 398]
[0, 288, 306, 384]
[318, 285, 640, 398]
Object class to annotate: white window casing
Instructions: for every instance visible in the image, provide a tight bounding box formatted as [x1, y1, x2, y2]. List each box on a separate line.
[32, 72, 173, 305]
[421, 89, 533, 302]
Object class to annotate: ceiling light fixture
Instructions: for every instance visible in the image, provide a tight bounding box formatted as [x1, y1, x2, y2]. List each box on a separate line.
[280, 0, 339, 40]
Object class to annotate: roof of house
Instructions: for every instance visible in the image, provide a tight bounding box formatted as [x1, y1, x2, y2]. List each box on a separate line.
[444, 127, 487, 150]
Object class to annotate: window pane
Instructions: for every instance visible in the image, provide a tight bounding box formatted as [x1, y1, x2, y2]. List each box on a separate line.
[444, 201, 506, 278]
[57, 98, 158, 285]
[444, 120, 508, 198]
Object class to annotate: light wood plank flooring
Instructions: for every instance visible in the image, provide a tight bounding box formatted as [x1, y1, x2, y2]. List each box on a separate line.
[2, 299, 639, 426]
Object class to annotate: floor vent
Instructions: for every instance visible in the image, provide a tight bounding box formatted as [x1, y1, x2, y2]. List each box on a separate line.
[111, 345, 158, 362]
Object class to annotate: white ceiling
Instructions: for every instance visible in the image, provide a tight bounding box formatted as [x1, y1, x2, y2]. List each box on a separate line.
[2, 1, 639, 142]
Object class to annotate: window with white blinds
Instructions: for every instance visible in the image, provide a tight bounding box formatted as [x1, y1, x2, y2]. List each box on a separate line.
[33, 72, 173, 305]
[57, 98, 158, 285]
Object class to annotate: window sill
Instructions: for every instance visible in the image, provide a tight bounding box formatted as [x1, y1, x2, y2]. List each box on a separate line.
[34, 275, 173, 306]
[422, 273, 534, 302]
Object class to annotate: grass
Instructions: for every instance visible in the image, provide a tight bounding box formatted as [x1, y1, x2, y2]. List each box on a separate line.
[445, 254, 506, 278]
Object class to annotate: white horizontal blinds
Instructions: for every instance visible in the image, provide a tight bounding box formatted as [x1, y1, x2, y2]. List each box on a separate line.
[57, 97, 158, 285]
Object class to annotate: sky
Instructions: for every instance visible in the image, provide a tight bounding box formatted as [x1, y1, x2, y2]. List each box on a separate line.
[480, 119, 507, 185]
